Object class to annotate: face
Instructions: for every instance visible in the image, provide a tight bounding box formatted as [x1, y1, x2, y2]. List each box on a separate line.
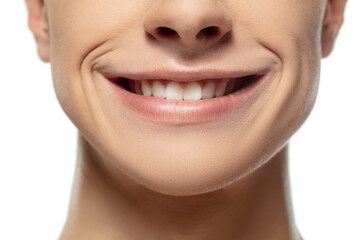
[27, 0, 346, 196]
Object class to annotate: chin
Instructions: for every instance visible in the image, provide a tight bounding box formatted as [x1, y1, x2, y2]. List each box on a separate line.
[94, 129, 287, 197]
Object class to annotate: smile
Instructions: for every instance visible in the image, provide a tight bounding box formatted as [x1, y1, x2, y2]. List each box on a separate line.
[102, 70, 272, 125]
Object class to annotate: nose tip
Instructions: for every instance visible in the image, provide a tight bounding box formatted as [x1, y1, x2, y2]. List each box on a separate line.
[143, 0, 233, 48]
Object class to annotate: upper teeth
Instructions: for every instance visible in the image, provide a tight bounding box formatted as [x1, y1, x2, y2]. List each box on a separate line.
[132, 79, 233, 100]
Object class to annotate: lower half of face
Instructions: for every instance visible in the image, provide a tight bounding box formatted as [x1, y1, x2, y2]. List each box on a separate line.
[47, 0, 325, 196]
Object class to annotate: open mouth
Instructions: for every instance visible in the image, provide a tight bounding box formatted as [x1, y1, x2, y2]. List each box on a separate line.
[112, 74, 262, 101]
[102, 70, 270, 124]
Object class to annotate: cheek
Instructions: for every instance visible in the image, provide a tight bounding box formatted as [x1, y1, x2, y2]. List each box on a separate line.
[228, 0, 325, 119]
[236, 0, 324, 129]
[229, 0, 324, 55]
[48, 0, 148, 138]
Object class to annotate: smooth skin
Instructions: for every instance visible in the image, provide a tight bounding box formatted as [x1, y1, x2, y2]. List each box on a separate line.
[26, 0, 346, 239]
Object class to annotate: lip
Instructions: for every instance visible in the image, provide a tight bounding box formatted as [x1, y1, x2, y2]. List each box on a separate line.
[99, 70, 273, 125]
[100, 67, 265, 83]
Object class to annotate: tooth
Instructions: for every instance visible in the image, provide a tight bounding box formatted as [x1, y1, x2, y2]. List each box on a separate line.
[135, 81, 142, 95]
[152, 81, 166, 99]
[165, 82, 183, 100]
[224, 79, 235, 95]
[201, 82, 215, 99]
[141, 80, 152, 96]
[215, 81, 227, 98]
[184, 82, 202, 101]
[129, 80, 136, 93]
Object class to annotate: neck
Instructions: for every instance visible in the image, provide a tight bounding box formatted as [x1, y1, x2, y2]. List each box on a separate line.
[60, 133, 301, 240]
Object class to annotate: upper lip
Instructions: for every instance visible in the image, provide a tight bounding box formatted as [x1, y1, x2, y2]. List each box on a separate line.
[97, 67, 268, 83]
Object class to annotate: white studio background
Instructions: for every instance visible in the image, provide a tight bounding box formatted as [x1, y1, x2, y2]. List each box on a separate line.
[0, 1, 359, 240]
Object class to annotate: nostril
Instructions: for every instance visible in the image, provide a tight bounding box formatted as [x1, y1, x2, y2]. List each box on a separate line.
[196, 26, 220, 39]
[156, 27, 180, 39]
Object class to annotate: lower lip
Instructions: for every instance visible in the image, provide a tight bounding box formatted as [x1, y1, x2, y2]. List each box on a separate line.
[105, 74, 269, 125]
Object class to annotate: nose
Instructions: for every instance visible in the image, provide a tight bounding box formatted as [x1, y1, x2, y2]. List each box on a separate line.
[143, 0, 233, 49]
